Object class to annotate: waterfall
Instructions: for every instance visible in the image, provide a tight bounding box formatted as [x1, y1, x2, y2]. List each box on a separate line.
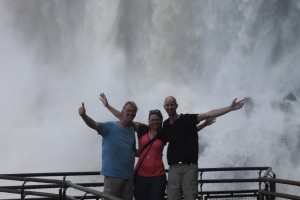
[0, 0, 300, 194]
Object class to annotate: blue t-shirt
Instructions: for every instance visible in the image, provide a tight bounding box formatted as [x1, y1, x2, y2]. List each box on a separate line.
[97, 121, 136, 180]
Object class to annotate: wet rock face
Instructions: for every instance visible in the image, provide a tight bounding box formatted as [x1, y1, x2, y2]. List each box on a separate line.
[283, 93, 297, 102]
[244, 93, 299, 117]
[268, 93, 299, 114]
[279, 93, 298, 114]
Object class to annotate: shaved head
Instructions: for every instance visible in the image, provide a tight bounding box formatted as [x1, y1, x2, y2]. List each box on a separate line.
[164, 96, 178, 117]
[164, 96, 177, 105]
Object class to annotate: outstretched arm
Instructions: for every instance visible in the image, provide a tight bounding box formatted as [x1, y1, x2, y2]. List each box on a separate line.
[197, 117, 216, 132]
[79, 102, 98, 131]
[197, 98, 245, 122]
[99, 93, 123, 119]
[99, 93, 139, 130]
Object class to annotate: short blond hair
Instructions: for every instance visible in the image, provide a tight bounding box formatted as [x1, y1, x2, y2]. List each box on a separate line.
[122, 101, 138, 112]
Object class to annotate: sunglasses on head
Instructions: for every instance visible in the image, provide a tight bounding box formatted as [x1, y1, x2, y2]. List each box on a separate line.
[149, 109, 161, 114]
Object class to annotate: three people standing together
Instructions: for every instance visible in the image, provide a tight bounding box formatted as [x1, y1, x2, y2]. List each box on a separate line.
[79, 93, 244, 200]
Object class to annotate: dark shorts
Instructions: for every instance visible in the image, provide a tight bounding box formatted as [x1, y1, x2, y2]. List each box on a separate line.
[134, 174, 167, 200]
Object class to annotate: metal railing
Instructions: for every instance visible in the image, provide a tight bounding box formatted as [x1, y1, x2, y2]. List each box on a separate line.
[258, 177, 300, 200]
[0, 167, 299, 200]
[198, 167, 274, 200]
[0, 172, 119, 200]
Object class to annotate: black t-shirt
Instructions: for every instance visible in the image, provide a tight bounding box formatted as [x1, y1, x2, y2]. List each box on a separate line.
[163, 114, 198, 165]
[137, 123, 149, 138]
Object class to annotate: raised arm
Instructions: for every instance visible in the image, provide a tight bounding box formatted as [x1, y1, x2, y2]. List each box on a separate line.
[197, 117, 216, 132]
[99, 93, 123, 119]
[197, 98, 245, 122]
[79, 102, 98, 131]
[99, 93, 139, 131]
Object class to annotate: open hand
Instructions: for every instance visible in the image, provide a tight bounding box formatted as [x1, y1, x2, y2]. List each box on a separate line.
[99, 93, 109, 107]
[205, 117, 216, 126]
[230, 98, 245, 110]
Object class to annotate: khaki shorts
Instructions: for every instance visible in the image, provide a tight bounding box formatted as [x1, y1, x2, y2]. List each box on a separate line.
[167, 163, 198, 200]
[103, 176, 133, 200]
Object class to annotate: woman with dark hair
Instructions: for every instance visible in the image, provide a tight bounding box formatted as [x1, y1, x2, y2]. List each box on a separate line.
[133, 109, 167, 200]
[99, 93, 215, 200]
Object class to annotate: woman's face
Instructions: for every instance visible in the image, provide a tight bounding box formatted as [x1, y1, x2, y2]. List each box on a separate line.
[149, 114, 162, 131]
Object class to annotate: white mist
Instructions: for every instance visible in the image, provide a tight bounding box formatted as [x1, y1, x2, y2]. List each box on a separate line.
[0, 0, 300, 195]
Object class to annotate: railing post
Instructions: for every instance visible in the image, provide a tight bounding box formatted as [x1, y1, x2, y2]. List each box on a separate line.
[80, 192, 88, 200]
[264, 182, 270, 200]
[199, 171, 203, 200]
[270, 173, 276, 200]
[20, 181, 27, 200]
[62, 185, 67, 200]
[62, 176, 67, 200]
[59, 187, 63, 200]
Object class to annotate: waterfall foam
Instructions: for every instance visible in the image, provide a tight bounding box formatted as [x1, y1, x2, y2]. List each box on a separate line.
[0, 1, 299, 195]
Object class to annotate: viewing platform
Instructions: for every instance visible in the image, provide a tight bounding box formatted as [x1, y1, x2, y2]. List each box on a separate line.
[1, 167, 300, 200]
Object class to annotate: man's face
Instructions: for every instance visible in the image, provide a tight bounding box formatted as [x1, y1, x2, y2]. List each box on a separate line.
[164, 97, 177, 116]
[122, 104, 137, 122]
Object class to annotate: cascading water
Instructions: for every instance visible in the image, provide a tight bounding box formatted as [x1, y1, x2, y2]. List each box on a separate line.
[0, 0, 300, 195]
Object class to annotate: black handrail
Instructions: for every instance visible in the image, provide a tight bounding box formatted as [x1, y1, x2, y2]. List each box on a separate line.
[0, 174, 121, 200]
[258, 177, 300, 200]
[1, 167, 299, 200]
[198, 166, 274, 200]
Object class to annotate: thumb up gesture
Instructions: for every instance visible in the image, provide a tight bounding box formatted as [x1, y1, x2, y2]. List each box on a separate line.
[79, 102, 86, 116]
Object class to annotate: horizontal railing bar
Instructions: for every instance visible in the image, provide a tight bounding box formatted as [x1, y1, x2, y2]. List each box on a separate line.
[0, 184, 61, 190]
[2, 197, 99, 200]
[67, 181, 122, 200]
[198, 167, 271, 172]
[207, 194, 258, 199]
[0, 175, 65, 184]
[0, 172, 100, 177]
[205, 194, 258, 198]
[0, 179, 259, 190]
[260, 177, 300, 186]
[0, 181, 121, 200]
[199, 178, 260, 183]
[0, 199, 55, 200]
[199, 189, 258, 194]
[0, 176, 120, 200]
[0, 182, 104, 190]
[2, 194, 121, 200]
[258, 190, 300, 200]
[0, 188, 78, 200]
[1, 167, 270, 178]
